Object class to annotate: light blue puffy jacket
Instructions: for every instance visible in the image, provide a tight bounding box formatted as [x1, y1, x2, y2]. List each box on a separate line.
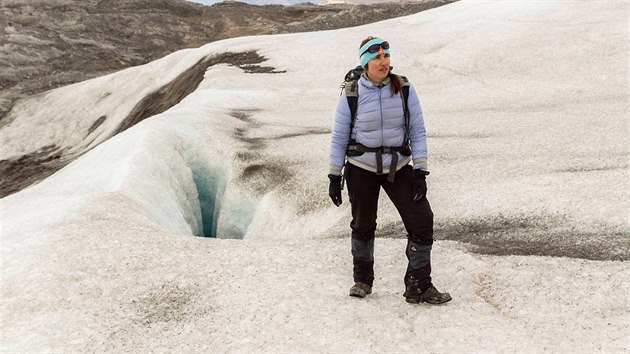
[328, 74, 428, 176]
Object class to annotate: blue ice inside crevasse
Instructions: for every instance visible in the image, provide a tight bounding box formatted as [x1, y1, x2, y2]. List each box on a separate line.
[189, 161, 256, 239]
[191, 168, 222, 237]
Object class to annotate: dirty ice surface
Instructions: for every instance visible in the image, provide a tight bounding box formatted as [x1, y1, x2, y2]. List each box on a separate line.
[1, 0, 628, 352]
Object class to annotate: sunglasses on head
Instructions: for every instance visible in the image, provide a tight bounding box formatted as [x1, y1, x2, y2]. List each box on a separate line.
[362, 41, 390, 55]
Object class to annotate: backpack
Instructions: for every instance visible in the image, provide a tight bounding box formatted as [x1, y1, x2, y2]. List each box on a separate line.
[340, 66, 412, 158]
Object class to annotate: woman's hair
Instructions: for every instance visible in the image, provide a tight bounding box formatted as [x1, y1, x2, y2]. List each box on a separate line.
[360, 36, 402, 96]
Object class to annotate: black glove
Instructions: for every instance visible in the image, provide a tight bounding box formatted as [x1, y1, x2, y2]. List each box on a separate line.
[328, 174, 343, 207]
[412, 169, 429, 202]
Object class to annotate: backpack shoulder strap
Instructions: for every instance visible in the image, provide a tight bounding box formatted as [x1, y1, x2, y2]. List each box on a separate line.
[345, 81, 358, 140]
[399, 75, 411, 146]
[400, 75, 410, 103]
[341, 66, 363, 140]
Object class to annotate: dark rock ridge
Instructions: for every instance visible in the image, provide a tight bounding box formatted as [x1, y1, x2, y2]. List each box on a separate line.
[0, 0, 456, 120]
[0, 50, 282, 198]
[0, 144, 67, 198]
[114, 51, 284, 135]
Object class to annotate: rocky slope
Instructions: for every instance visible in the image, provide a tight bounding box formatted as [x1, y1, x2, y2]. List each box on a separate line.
[0, 0, 455, 121]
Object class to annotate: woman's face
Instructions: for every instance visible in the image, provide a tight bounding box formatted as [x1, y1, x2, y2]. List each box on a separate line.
[366, 52, 390, 83]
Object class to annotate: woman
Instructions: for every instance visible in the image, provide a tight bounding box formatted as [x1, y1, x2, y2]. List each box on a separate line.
[328, 36, 451, 304]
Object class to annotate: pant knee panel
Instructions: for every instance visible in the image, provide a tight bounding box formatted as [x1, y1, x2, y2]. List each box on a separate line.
[406, 239, 432, 269]
[351, 238, 375, 262]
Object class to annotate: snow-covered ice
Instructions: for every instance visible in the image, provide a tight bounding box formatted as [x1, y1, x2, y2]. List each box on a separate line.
[1, 0, 628, 352]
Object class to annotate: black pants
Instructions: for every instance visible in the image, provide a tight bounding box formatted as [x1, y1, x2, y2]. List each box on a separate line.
[344, 163, 434, 291]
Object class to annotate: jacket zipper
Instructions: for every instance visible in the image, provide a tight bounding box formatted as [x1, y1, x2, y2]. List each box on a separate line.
[379, 88, 384, 146]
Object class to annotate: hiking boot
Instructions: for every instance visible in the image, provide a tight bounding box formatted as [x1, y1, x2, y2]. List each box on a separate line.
[404, 285, 451, 304]
[349, 282, 372, 298]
